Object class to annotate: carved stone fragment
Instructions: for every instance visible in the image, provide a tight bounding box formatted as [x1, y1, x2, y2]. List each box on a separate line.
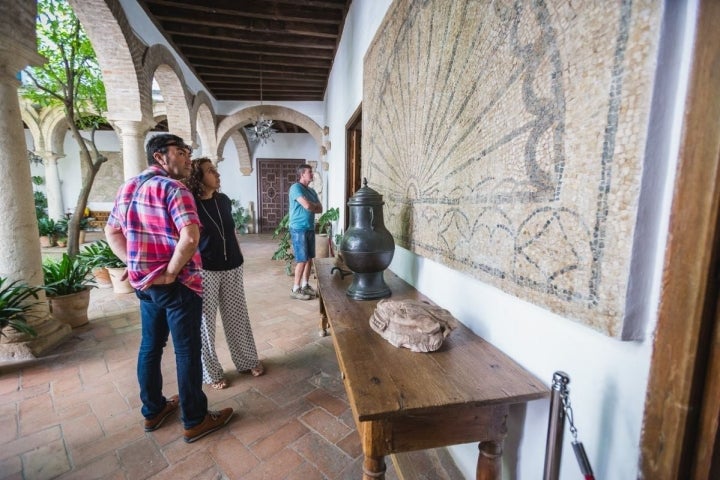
[369, 299, 458, 352]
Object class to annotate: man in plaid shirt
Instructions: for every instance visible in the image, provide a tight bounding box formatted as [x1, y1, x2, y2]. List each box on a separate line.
[105, 133, 233, 443]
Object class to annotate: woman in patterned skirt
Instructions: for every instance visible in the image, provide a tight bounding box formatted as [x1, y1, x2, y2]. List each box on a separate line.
[186, 158, 264, 389]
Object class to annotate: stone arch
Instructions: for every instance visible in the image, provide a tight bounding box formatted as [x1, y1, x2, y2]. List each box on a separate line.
[67, 0, 152, 124]
[194, 97, 217, 160]
[20, 102, 70, 219]
[20, 102, 42, 152]
[152, 103, 167, 128]
[216, 105, 324, 159]
[20, 101, 68, 156]
[229, 130, 252, 175]
[143, 44, 193, 142]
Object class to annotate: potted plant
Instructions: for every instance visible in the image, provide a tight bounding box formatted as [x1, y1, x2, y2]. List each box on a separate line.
[231, 199, 252, 234]
[55, 217, 69, 248]
[58, 213, 91, 245]
[332, 230, 344, 259]
[316, 207, 340, 236]
[37, 216, 57, 248]
[315, 207, 339, 258]
[0, 277, 41, 339]
[271, 213, 294, 275]
[42, 254, 94, 328]
[77, 240, 132, 293]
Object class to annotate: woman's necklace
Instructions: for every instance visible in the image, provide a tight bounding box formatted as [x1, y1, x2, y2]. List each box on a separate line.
[199, 196, 227, 260]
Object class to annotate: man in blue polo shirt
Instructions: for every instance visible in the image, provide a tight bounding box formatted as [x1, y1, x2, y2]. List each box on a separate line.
[288, 164, 323, 300]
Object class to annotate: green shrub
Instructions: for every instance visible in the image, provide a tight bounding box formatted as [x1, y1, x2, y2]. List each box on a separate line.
[0, 278, 41, 337]
[43, 254, 94, 296]
[37, 217, 56, 236]
[272, 214, 293, 275]
[77, 240, 125, 269]
[316, 207, 339, 235]
[230, 199, 251, 234]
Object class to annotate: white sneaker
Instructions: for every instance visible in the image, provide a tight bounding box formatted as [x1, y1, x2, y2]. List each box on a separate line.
[290, 289, 311, 300]
[301, 285, 317, 297]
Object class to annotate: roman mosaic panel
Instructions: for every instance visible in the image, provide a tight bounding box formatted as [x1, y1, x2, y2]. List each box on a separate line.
[364, 0, 662, 337]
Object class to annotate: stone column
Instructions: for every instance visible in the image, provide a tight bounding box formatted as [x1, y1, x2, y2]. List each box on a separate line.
[113, 120, 149, 180]
[40, 151, 65, 219]
[0, 9, 71, 360]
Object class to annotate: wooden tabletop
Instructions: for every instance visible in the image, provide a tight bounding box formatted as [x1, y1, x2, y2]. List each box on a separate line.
[315, 258, 549, 422]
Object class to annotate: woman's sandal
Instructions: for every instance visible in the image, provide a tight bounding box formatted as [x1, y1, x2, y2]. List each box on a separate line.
[251, 362, 265, 377]
[210, 378, 228, 389]
[242, 362, 265, 377]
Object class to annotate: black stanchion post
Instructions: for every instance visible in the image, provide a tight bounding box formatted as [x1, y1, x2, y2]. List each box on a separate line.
[543, 371, 570, 480]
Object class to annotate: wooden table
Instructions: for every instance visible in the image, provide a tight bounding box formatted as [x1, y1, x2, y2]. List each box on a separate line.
[315, 258, 549, 480]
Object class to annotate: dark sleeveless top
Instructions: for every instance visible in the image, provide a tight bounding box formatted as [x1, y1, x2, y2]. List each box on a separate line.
[196, 192, 244, 271]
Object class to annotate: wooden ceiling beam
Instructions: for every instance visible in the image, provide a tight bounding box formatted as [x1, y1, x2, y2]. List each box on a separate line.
[166, 31, 338, 50]
[196, 65, 329, 78]
[150, 15, 342, 38]
[143, 0, 348, 24]
[137, 0, 351, 102]
[183, 49, 332, 68]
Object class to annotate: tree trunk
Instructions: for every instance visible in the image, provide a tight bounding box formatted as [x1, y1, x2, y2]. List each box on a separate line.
[65, 121, 106, 257]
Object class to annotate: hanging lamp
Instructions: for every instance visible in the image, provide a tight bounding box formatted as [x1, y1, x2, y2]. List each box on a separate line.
[245, 57, 277, 145]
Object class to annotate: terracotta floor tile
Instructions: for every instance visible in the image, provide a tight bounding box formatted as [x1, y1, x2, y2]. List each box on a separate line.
[117, 437, 168, 479]
[249, 419, 309, 460]
[292, 431, 353, 479]
[305, 388, 349, 417]
[209, 435, 258, 478]
[300, 407, 353, 444]
[149, 451, 218, 480]
[0, 426, 62, 462]
[22, 438, 71, 480]
[61, 413, 103, 448]
[242, 447, 304, 480]
[55, 452, 122, 480]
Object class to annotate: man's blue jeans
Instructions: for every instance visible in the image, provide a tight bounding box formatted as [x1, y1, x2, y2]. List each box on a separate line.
[136, 282, 207, 429]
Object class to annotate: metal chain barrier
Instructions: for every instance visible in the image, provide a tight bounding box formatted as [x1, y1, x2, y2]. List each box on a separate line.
[543, 371, 595, 480]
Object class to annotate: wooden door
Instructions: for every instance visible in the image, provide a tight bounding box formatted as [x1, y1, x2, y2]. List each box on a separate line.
[345, 105, 362, 231]
[256, 159, 304, 233]
[640, 0, 720, 477]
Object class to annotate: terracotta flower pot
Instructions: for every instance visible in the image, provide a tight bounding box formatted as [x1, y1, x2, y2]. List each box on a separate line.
[92, 267, 112, 288]
[107, 267, 134, 294]
[315, 233, 331, 258]
[48, 287, 90, 328]
[39, 235, 55, 248]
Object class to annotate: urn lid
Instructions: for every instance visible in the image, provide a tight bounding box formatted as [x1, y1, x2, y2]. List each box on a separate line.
[347, 178, 384, 206]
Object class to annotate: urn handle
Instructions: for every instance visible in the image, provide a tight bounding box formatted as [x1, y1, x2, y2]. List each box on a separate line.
[368, 206, 375, 230]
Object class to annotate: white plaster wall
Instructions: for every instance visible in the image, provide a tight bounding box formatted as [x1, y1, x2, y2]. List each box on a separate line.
[324, 0, 394, 227]
[322, 1, 695, 479]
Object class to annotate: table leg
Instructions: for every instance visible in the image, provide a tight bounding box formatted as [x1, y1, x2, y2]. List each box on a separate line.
[476, 440, 502, 480]
[318, 294, 329, 337]
[362, 455, 386, 479]
[320, 312, 329, 337]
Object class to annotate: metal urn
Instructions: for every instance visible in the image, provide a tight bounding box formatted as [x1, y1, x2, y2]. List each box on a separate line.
[340, 178, 395, 299]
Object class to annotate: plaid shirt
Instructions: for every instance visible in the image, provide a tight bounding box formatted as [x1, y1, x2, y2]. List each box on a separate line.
[106, 165, 203, 294]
